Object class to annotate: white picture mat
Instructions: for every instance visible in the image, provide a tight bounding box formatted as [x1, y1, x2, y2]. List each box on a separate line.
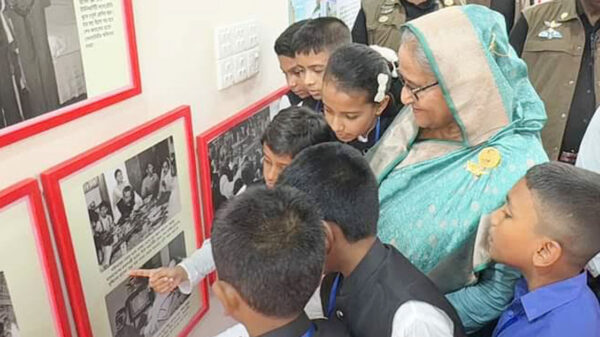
[0, 199, 60, 337]
[73, 0, 132, 97]
[58, 118, 202, 337]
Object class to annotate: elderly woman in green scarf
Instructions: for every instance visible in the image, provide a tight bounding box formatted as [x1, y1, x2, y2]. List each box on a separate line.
[367, 5, 548, 334]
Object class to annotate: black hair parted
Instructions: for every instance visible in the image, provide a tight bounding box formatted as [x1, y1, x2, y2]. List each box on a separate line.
[324, 43, 392, 103]
[526, 162, 600, 268]
[277, 142, 379, 242]
[291, 17, 351, 56]
[261, 106, 336, 157]
[274, 19, 310, 57]
[211, 185, 325, 318]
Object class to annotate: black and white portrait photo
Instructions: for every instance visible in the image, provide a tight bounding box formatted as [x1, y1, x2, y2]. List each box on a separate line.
[84, 136, 181, 271]
[0, 0, 86, 129]
[105, 232, 189, 337]
[208, 107, 270, 212]
[0, 272, 20, 337]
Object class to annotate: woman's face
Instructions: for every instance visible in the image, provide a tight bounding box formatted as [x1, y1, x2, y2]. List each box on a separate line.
[322, 81, 387, 143]
[162, 161, 169, 173]
[116, 171, 124, 184]
[398, 44, 454, 130]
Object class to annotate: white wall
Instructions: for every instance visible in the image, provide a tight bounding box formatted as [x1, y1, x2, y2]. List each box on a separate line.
[0, 0, 288, 334]
[0, 0, 288, 188]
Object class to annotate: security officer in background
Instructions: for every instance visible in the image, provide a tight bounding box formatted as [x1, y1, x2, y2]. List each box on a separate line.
[352, 0, 532, 52]
[510, 0, 600, 163]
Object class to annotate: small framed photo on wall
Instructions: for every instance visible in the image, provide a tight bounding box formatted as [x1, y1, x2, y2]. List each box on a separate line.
[0, 0, 141, 148]
[0, 179, 71, 337]
[196, 87, 289, 236]
[42, 106, 209, 337]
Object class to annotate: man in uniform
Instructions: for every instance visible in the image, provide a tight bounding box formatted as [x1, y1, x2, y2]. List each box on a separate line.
[511, 0, 600, 163]
[353, 0, 531, 52]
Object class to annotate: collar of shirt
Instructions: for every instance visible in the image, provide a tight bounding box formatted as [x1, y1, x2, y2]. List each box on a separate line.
[575, 0, 600, 29]
[258, 313, 312, 337]
[337, 238, 386, 298]
[516, 272, 589, 322]
[401, 0, 438, 20]
[401, 0, 437, 11]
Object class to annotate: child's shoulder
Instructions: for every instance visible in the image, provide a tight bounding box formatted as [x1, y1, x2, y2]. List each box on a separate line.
[544, 287, 600, 335]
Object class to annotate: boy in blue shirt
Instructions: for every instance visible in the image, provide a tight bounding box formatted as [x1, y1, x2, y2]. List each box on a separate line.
[489, 162, 600, 337]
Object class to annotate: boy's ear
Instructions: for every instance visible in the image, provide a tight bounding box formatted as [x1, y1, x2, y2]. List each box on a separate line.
[376, 95, 391, 116]
[533, 239, 562, 268]
[212, 280, 242, 317]
[323, 221, 334, 255]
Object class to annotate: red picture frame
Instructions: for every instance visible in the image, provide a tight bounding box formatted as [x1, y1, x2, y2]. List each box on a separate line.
[41, 106, 209, 337]
[197, 86, 289, 238]
[0, 0, 141, 148]
[0, 179, 71, 337]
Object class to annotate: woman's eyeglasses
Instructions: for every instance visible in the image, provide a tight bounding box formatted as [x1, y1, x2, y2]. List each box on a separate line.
[398, 75, 439, 101]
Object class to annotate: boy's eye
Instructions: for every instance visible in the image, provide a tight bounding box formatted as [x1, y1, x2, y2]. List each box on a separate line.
[345, 114, 359, 120]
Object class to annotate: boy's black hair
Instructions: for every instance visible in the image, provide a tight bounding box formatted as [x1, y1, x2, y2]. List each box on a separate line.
[261, 106, 336, 157]
[526, 162, 600, 268]
[292, 17, 351, 56]
[99, 201, 109, 211]
[324, 43, 392, 103]
[274, 19, 310, 58]
[211, 185, 325, 318]
[277, 142, 379, 242]
[123, 185, 133, 195]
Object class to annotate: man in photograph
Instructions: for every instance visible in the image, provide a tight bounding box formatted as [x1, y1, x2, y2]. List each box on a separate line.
[0, 0, 21, 128]
[116, 186, 142, 221]
[112, 169, 128, 208]
[87, 201, 98, 224]
[5, 0, 59, 119]
[141, 163, 159, 200]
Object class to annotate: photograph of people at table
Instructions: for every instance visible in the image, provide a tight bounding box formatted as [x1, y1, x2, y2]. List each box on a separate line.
[84, 136, 181, 271]
[208, 107, 270, 211]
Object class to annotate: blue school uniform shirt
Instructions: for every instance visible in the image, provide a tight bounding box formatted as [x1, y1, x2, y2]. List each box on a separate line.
[493, 272, 600, 337]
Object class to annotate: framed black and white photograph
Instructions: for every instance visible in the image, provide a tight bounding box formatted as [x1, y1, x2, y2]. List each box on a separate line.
[0, 179, 71, 337]
[0, 0, 86, 128]
[0, 0, 141, 148]
[197, 87, 289, 235]
[206, 106, 269, 211]
[84, 136, 181, 271]
[42, 106, 208, 337]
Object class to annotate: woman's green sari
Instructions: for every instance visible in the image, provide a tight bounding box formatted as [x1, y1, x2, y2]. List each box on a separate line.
[367, 5, 548, 332]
